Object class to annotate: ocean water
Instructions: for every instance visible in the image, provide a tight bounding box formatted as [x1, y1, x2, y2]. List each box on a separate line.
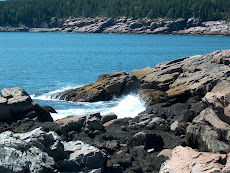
[0, 32, 230, 120]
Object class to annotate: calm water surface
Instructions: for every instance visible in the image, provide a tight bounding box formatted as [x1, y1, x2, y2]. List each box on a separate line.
[0, 33, 229, 119]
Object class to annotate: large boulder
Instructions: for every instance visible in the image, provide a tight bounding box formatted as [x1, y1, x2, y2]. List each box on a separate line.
[53, 72, 140, 102]
[0, 127, 107, 172]
[186, 91, 230, 153]
[101, 113, 117, 124]
[160, 146, 230, 173]
[127, 131, 164, 151]
[132, 50, 230, 103]
[134, 50, 230, 133]
[57, 112, 105, 139]
[0, 87, 53, 123]
[0, 128, 56, 172]
[59, 116, 86, 134]
[85, 117, 105, 131]
[51, 50, 230, 106]
[59, 141, 107, 172]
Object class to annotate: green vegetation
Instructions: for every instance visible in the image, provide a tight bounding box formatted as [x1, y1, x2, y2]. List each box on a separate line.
[0, 0, 229, 27]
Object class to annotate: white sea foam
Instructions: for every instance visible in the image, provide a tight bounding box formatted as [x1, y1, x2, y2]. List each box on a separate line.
[51, 109, 89, 121]
[51, 94, 146, 120]
[108, 94, 146, 118]
[31, 85, 80, 101]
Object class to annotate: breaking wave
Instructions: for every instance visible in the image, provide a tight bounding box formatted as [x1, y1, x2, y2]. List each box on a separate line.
[109, 95, 146, 118]
[31, 85, 80, 101]
[32, 87, 146, 121]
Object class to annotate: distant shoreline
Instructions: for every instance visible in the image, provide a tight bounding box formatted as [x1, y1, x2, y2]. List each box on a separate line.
[1, 17, 229, 36]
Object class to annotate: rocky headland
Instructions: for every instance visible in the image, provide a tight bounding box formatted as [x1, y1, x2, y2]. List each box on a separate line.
[1, 49, 230, 172]
[1, 17, 230, 36]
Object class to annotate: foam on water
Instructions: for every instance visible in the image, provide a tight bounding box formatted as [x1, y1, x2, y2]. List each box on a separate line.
[109, 94, 146, 118]
[50, 94, 146, 120]
[31, 85, 81, 101]
[31, 85, 146, 121]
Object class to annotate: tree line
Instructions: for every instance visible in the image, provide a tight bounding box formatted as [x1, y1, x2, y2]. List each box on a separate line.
[0, 0, 229, 27]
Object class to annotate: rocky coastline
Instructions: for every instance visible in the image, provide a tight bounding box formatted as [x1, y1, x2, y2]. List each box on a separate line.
[0, 17, 230, 36]
[1, 49, 230, 172]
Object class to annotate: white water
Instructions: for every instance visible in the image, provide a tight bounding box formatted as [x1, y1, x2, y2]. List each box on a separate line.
[109, 95, 146, 118]
[31, 85, 81, 101]
[32, 88, 146, 121]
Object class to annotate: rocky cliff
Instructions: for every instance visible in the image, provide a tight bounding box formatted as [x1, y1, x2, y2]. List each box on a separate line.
[1, 17, 230, 36]
[60, 17, 230, 36]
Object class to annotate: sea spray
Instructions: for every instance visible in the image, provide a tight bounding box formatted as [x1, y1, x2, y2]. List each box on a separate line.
[37, 94, 146, 121]
[31, 85, 81, 101]
[109, 94, 146, 118]
[32, 85, 146, 120]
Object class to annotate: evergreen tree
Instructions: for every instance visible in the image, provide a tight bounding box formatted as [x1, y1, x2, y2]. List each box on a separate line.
[0, 0, 229, 27]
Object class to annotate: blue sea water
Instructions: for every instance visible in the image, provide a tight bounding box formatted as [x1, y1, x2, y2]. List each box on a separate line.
[0, 32, 230, 120]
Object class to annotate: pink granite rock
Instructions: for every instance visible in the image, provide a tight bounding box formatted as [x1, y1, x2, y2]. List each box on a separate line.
[160, 146, 230, 173]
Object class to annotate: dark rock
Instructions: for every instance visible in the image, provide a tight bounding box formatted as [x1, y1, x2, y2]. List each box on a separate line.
[101, 113, 117, 124]
[146, 117, 168, 130]
[42, 106, 57, 113]
[185, 86, 230, 154]
[59, 116, 86, 134]
[97, 140, 120, 154]
[87, 112, 102, 120]
[106, 164, 123, 173]
[53, 71, 140, 102]
[169, 18, 187, 31]
[186, 107, 230, 153]
[11, 119, 60, 134]
[127, 131, 164, 151]
[86, 117, 105, 131]
[130, 22, 142, 29]
[93, 18, 115, 33]
[170, 121, 186, 136]
[150, 22, 157, 31]
[0, 87, 53, 123]
[33, 103, 53, 122]
[186, 18, 201, 28]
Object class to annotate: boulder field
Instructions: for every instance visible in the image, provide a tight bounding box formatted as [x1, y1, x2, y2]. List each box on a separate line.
[0, 49, 230, 172]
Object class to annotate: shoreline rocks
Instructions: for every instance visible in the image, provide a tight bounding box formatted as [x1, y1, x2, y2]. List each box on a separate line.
[1, 17, 229, 36]
[0, 127, 107, 172]
[160, 146, 230, 173]
[0, 87, 53, 123]
[52, 71, 140, 102]
[1, 49, 230, 172]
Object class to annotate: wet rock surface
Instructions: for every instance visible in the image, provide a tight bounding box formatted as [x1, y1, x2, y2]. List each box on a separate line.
[53, 71, 140, 102]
